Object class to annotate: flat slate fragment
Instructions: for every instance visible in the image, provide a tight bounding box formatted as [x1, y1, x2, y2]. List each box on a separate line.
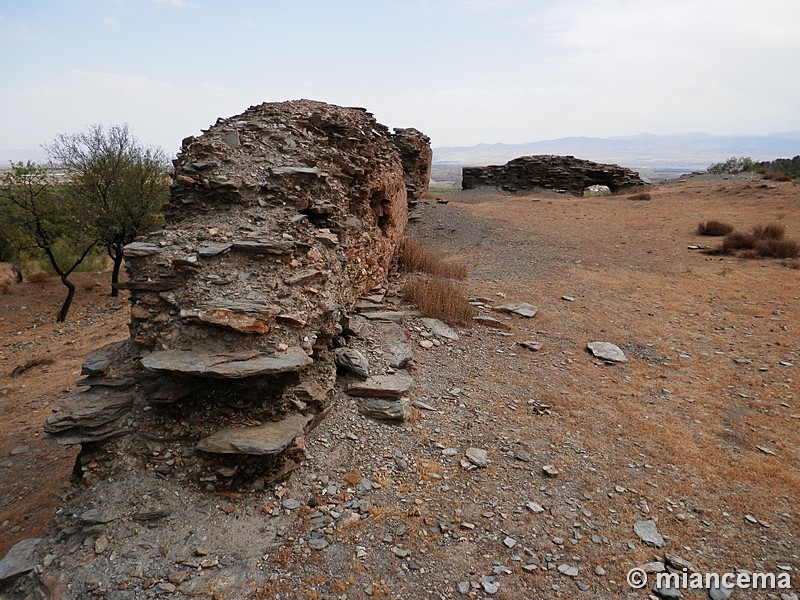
[44, 388, 134, 433]
[421, 317, 459, 340]
[141, 349, 312, 378]
[346, 371, 413, 399]
[123, 242, 162, 257]
[587, 341, 628, 363]
[634, 519, 665, 548]
[0, 538, 41, 582]
[493, 302, 538, 318]
[197, 413, 313, 455]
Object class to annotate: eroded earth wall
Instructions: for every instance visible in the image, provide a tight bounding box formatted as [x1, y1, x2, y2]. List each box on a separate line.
[43, 99, 430, 488]
[462, 154, 646, 195]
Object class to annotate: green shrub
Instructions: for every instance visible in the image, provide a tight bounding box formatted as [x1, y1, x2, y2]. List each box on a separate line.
[706, 157, 757, 174]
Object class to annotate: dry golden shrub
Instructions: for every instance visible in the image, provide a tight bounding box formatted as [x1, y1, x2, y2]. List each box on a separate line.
[751, 222, 786, 240]
[697, 220, 734, 236]
[397, 237, 467, 279]
[403, 276, 474, 326]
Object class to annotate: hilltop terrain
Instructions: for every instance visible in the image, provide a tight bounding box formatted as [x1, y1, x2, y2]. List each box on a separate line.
[1, 173, 798, 599]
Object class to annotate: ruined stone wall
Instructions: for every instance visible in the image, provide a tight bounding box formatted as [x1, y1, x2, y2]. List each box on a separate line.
[391, 128, 432, 203]
[462, 155, 646, 195]
[44, 100, 430, 489]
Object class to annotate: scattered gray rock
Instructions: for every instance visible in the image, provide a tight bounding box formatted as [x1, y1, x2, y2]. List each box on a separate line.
[334, 348, 370, 379]
[709, 584, 734, 600]
[421, 317, 459, 340]
[587, 341, 627, 363]
[457, 580, 470, 595]
[392, 546, 410, 558]
[634, 519, 665, 548]
[542, 464, 560, 477]
[473, 315, 511, 330]
[653, 586, 682, 599]
[665, 554, 696, 573]
[520, 340, 543, 351]
[526, 501, 545, 513]
[639, 561, 666, 573]
[358, 397, 412, 422]
[0, 537, 41, 582]
[80, 508, 120, 525]
[558, 564, 579, 577]
[308, 537, 329, 550]
[465, 447, 488, 467]
[493, 302, 538, 318]
[479, 575, 499, 594]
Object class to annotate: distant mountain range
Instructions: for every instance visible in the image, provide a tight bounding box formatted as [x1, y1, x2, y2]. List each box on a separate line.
[432, 131, 800, 182]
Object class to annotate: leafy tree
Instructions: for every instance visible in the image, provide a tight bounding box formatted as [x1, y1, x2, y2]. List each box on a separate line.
[46, 124, 169, 296]
[0, 162, 97, 321]
[706, 156, 757, 174]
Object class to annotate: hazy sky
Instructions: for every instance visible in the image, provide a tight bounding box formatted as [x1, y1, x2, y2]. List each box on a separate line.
[2, 0, 799, 157]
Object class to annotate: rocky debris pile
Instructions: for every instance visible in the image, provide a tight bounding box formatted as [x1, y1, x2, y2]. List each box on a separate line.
[391, 128, 432, 204]
[43, 99, 431, 492]
[462, 154, 646, 195]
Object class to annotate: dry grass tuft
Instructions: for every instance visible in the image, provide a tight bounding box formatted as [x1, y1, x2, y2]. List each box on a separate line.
[403, 276, 474, 326]
[754, 238, 800, 259]
[751, 222, 785, 240]
[627, 192, 652, 201]
[697, 220, 734, 236]
[26, 271, 51, 283]
[783, 258, 800, 269]
[398, 237, 467, 279]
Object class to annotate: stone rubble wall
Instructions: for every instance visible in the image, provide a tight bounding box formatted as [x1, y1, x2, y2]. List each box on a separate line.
[461, 154, 646, 195]
[391, 128, 432, 203]
[43, 100, 432, 489]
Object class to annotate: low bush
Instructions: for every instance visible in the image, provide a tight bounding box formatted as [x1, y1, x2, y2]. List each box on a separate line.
[720, 232, 756, 254]
[754, 238, 799, 259]
[751, 223, 785, 240]
[697, 220, 734, 236]
[403, 276, 474, 326]
[25, 271, 52, 283]
[398, 237, 467, 280]
[761, 171, 792, 182]
[628, 192, 651, 201]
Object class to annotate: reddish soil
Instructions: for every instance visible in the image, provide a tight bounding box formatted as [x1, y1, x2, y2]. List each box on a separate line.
[0, 273, 129, 555]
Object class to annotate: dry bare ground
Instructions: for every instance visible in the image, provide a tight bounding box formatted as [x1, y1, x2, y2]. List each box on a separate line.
[0, 173, 798, 599]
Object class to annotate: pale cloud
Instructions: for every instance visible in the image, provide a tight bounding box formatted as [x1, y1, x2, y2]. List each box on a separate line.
[103, 18, 121, 28]
[152, 0, 190, 7]
[0, 70, 302, 157]
[0, 15, 31, 42]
